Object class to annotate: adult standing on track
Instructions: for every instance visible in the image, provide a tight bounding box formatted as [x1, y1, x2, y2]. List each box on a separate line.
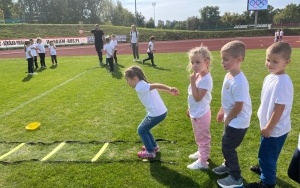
[86, 24, 105, 66]
[130, 25, 140, 62]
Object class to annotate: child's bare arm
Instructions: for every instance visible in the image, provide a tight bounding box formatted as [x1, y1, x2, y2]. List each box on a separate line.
[261, 104, 285, 137]
[224, 102, 243, 126]
[190, 72, 207, 102]
[150, 83, 180, 96]
[216, 107, 224, 123]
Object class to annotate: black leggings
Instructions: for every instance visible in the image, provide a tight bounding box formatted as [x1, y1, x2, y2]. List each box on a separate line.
[51, 55, 58, 64]
[288, 148, 300, 184]
[27, 58, 34, 73]
[39, 53, 46, 67]
[144, 52, 154, 65]
[33, 56, 38, 68]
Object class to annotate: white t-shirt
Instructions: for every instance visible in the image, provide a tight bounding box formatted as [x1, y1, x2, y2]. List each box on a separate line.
[25, 46, 32, 59]
[221, 72, 252, 129]
[188, 73, 213, 118]
[110, 39, 117, 50]
[257, 74, 293, 137]
[130, 31, 139, 43]
[147, 41, 154, 53]
[49, 45, 56, 55]
[36, 43, 46, 53]
[280, 30, 284, 37]
[29, 44, 37, 56]
[135, 80, 167, 117]
[103, 43, 114, 58]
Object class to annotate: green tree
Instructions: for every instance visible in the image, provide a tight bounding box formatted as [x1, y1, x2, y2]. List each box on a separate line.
[145, 17, 154, 28]
[273, 3, 300, 23]
[0, 0, 14, 18]
[199, 6, 221, 30]
[221, 12, 243, 26]
[186, 16, 200, 30]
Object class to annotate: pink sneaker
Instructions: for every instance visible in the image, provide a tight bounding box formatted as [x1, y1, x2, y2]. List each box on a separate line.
[137, 151, 156, 159]
[142, 145, 160, 152]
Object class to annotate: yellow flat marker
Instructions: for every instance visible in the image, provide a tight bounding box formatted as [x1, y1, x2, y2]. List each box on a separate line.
[0, 143, 26, 160]
[41, 142, 66, 161]
[91, 142, 109, 162]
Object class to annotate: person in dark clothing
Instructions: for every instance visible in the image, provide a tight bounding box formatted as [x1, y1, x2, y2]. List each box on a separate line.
[89, 24, 105, 66]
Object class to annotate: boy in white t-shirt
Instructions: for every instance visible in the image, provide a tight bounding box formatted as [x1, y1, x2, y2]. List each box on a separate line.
[102, 37, 114, 73]
[29, 39, 38, 69]
[213, 40, 252, 188]
[36, 37, 47, 68]
[110, 34, 118, 64]
[49, 41, 58, 66]
[249, 42, 294, 188]
[142, 36, 156, 67]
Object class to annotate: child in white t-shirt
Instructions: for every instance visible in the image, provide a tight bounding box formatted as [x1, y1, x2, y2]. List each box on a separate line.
[49, 41, 58, 66]
[102, 37, 114, 73]
[249, 42, 294, 188]
[29, 39, 38, 69]
[186, 45, 213, 170]
[142, 36, 156, 67]
[110, 34, 118, 64]
[24, 41, 34, 75]
[124, 66, 179, 159]
[36, 37, 47, 68]
[213, 40, 252, 188]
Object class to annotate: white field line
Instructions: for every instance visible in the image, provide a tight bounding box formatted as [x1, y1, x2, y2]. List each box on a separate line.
[0, 69, 90, 120]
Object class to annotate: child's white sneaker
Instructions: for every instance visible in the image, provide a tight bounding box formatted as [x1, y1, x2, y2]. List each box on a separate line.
[188, 151, 200, 160]
[187, 160, 208, 170]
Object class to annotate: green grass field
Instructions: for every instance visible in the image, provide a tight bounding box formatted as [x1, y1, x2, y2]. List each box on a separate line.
[0, 49, 299, 188]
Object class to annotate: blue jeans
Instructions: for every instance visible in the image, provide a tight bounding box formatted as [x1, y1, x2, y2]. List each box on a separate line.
[137, 112, 167, 152]
[258, 133, 288, 185]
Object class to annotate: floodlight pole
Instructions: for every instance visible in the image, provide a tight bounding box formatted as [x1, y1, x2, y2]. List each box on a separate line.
[152, 2, 156, 27]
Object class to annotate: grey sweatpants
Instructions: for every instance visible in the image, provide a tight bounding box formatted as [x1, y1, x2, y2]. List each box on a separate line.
[222, 125, 248, 179]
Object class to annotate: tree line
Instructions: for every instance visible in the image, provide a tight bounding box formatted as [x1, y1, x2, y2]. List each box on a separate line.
[0, 0, 299, 30]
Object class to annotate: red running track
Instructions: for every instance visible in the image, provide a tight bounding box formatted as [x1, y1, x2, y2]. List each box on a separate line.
[0, 36, 299, 59]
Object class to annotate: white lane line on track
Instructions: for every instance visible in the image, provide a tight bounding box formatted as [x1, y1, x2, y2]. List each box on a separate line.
[0, 69, 91, 120]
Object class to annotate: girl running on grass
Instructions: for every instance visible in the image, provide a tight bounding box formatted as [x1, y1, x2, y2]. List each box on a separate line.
[124, 66, 180, 159]
[186, 45, 213, 170]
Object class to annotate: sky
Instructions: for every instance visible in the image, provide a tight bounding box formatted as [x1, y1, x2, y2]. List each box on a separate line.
[121, 0, 298, 24]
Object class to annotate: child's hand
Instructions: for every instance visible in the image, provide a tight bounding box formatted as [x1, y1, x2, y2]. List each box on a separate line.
[170, 87, 180, 96]
[190, 72, 199, 84]
[216, 111, 224, 123]
[261, 127, 272, 138]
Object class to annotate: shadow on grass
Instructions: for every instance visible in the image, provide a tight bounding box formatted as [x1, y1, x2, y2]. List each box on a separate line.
[109, 63, 124, 79]
[36, 67, 47, 73]
[244, 177, 297, 188]
[140, 62, 171, 71]
[22, 74, 33, 82]
[276, 178, 298, 188]
[50, 64, 57, 69]
[149, 153, 200, 188]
